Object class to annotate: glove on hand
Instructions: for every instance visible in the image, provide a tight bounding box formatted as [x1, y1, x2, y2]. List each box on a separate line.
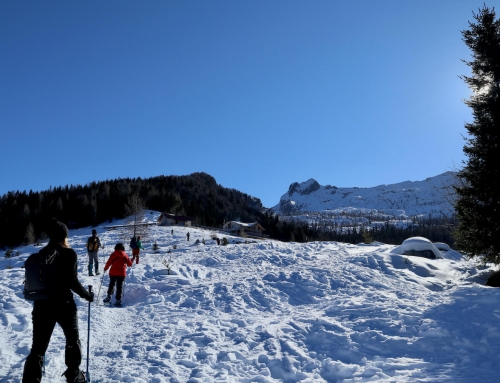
[86, 291, 95, 303]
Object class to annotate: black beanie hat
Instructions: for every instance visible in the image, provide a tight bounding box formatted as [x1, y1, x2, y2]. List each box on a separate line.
[115, 243, 125, 251]
[47, 218, 69, 242]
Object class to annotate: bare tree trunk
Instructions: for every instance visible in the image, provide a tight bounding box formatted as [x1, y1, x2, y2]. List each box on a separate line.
[125, 193, 147, 239]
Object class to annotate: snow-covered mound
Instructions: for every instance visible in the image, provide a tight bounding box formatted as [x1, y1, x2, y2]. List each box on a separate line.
[434, 242, 452, 251]
[273, 171, 457, 217]
[1, 213, 499, 382]
[390, 236, 444, 259]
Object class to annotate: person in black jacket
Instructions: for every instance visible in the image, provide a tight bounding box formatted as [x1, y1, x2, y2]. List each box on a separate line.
[22, 218, 94, 383]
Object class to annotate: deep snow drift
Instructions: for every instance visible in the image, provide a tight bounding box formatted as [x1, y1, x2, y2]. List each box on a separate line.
[1, 212, 499, 383]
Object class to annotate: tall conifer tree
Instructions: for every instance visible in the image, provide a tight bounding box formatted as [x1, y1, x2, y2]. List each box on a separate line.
[454, 5, 500, 263]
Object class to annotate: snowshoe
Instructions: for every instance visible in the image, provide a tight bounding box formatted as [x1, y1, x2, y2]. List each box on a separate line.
[103, 295, 111, 303]
[62, 368, 86, 383]
[114, 300, 122, 307]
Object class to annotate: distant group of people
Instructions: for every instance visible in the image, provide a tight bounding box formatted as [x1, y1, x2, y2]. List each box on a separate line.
[129, 235, 144, 264]
[22, 218, 214, 382]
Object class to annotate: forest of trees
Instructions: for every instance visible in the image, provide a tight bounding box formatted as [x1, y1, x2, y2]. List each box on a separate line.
[261, 213, 456, 246]
[0, 172, 263, 249]
[0, 171, 457, 250]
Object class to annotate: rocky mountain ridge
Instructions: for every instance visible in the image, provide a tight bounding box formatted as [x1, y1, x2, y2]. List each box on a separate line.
[273, 171, 457, 218]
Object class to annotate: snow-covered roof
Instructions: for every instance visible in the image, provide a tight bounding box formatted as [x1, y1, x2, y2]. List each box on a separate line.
[224, 221, 263, 229]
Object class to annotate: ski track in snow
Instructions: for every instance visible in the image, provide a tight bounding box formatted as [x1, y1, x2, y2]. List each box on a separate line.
[1, 213, 499, 382]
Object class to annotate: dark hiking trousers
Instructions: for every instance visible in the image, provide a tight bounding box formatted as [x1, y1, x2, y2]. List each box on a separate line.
[88, 251, 99, 274]
[107, 276, 125, 300]
[22, 299, 82, 383]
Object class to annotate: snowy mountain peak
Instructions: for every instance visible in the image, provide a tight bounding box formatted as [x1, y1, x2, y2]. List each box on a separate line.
[275, 171, 457, 217]
[288, 178, 323, 196]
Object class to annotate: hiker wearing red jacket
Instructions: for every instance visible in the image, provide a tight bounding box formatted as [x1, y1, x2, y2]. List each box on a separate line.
[103, 243, 132, 306]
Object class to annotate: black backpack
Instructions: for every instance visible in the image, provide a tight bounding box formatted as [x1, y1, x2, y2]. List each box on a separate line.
[23, 250, 58, 301]
[130, 237, 137, 249]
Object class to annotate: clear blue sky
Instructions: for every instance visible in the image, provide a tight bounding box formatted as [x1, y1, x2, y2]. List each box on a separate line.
[0, 1, 480, 207]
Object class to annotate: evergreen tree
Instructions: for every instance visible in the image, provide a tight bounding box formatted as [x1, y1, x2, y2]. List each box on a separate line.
[454, 6, 500, 263]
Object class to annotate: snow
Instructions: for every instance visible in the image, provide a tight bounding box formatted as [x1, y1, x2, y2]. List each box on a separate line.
[274, 172, 457, 217]
[1, 212, 499, 382]
[433, 243, 452, 252]
[390, 237, 444, 259]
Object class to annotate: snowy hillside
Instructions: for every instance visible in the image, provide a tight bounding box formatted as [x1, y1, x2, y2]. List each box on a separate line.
[273, 172, 457, 218]
[2, 212, 499, 382]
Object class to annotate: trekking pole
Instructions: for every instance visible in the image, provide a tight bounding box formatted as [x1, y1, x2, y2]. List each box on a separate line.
[86, 285, 92, 383]
[96, 270, 106, 306]
[122, 276, 126, 299]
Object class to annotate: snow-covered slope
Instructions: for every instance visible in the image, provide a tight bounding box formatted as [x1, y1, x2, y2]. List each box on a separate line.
[273, 172, 457, 217]
[1, 212, 499, 383]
